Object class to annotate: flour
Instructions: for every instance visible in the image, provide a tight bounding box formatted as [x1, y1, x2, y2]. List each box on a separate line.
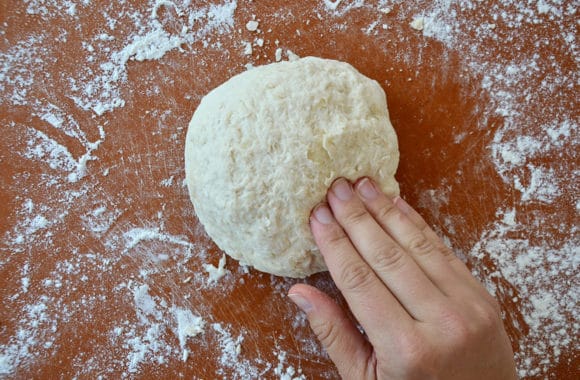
[274, 350, 306, 380]
[243, 41, 253, 55]
[122, 284, 169, 373]
[1, 0, 576, 378]
[409, 16, 424, 31]
[393, 1, 577, 377]
[69, 0, 238, 115]
[173, 307, 205, 358]
[320, 0, 577, 376]
[106, 283, 206, 374]
[123, 227, 193, 252]
[204, 253, 229, 284]
[469, 215, 578, 377]
[321, 0, 366, 15]
[212, 323, 261, 378]
[245, 20, 259, 32]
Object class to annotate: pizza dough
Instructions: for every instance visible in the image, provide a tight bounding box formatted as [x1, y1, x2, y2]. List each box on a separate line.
[184, 56, 399, 278]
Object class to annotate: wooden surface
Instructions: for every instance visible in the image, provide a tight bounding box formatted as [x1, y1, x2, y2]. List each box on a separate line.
[1, 0, 578, 378]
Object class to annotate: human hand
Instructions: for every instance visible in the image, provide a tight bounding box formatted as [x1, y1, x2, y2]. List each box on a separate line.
[288, 177, 517, 380]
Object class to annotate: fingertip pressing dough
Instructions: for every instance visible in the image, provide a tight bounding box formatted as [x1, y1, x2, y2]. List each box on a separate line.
[185, 56, 399, 278]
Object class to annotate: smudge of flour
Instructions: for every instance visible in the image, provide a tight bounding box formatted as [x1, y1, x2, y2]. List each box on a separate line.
[1, 0, 242, 376]
[1, 0, 577, 379]
[361, 0, 577, 377]
[317, 0, 577, 376]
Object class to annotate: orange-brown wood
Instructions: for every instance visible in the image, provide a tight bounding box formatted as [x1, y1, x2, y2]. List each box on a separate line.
[1, 1, 577, 378]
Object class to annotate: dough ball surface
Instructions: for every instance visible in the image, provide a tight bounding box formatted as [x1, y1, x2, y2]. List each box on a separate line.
[185, 56, 399, 278]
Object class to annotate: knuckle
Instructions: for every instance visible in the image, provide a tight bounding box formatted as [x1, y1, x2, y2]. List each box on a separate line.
[310, 319, 340, 351]
[323, 231, 351, 250]
[373, 245, 407, 272]
[438, 244, 456, 259]
[341, 206, 369, 227]
[407, 234, 434, 256]
[401, 347, 423, 368]
[452, 325, 472, 347]
[438, 308, 472, 346]
[397, 334, 431, 376]
[440, 301, 503, 347]
[474, 302, 501, 330]
[449, 325, 472, 348]
[338, 262, 374, 292]
[376, 201, 400, 222]
[439, 308, 465, 328]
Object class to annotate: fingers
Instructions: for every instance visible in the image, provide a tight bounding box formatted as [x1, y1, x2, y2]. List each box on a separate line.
[391, 195, 475, 279]
[355, 177, 499, 311]
[353, 177, 465, 296]
[288, 284, 375, 379]
[324, 178, 445, 321]
[309, 202, 414, 338]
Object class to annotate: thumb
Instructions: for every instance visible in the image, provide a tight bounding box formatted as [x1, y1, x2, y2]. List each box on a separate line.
[288, 284, 375, 379]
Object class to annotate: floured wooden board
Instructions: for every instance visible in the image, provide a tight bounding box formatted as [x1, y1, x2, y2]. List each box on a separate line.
[1, 1, 577, 378]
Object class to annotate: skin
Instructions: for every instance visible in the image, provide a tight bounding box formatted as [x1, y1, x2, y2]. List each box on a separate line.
[288, 177, 518, 380]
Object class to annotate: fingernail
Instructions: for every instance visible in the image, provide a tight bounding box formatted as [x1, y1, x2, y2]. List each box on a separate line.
[313, 203, 334, 224]
[288, 293, 313, 313]
[332, 178, 353, 201]
[357, 178, 378, 200]
[394, 196, 412, 214]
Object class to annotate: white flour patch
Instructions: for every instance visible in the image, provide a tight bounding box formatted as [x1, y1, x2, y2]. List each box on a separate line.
[204, 253, 229, 285]
[374, 0, 578, 376]
[470, 214, 579, 378]
[24, 119, 105, 183]
[68, 0, 238, 115]
[173, 307, 205, 351]
[321, 0, 365, 15]
[0, 35, 48, 105]
[106, 283, 207, 375]
[122, 227, 193, 253]
[122, 284, 170, 373]
[0, 298, 59, 375]
[1, 0, 576, 378]
[81, 205, 122, 235]
[212, 323, 262, 378]
[274, 350, 306, 380]
[1, 1, 240, 374]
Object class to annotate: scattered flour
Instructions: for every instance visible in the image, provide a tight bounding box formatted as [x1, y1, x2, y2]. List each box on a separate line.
[70, 0, 238, 115]
[245, 20, 259, 32]
[274, 350, 306, 380]
[409, 16, 424, 31]
[173, 306, 205, 362]
[204, 253, 229, 284]
[275, 47, 283, 62]
[397, 1, 578, 377]
[469, 214, 578, 378]
[1, 0, 576, 378]
[243, 41, 253, 55]
[212, 323, 261, 378]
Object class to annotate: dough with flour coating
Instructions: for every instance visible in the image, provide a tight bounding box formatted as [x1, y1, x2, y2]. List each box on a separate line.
[185, 56, 399, 278]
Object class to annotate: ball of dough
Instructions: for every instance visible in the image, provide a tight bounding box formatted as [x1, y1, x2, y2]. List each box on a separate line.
[185, 56, 399, 278]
